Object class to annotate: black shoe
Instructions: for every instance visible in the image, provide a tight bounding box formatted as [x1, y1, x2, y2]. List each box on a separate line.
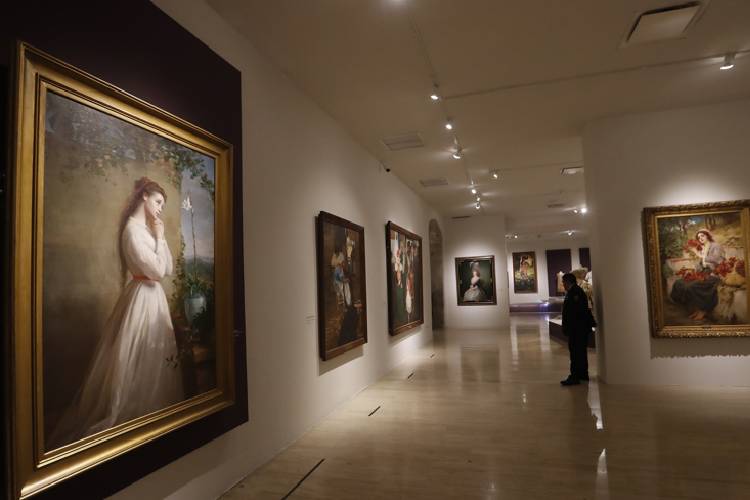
[560, 377, 580, 386]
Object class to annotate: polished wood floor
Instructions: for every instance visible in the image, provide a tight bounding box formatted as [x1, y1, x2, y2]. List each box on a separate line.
[223, 315, 750, 499]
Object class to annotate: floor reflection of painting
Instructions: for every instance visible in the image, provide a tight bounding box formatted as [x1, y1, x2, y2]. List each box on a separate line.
[317, 212, 367, 360]
[386, 222, 424, 335]
[644, 202, 750, 337]
[42, 91, 217, 450]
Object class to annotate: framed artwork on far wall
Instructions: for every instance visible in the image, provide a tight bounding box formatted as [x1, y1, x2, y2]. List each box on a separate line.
[316, 211, 368, 360]
[455, 255, 497, 306]
[512, 251, 538, 294]
[643, 200, 750, 338]
[9, 43, 239, 499]
[386, 221, 424, 335]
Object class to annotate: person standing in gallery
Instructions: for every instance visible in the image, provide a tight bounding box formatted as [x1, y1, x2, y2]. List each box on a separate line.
[560, 273, 596, 386]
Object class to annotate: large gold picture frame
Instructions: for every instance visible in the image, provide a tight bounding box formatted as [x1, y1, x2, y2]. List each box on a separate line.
[643, 200, 750, 338]
[10, 43, 236, 498]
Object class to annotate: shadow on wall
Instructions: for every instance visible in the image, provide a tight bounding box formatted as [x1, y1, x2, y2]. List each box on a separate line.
[429, 219, 444, 329]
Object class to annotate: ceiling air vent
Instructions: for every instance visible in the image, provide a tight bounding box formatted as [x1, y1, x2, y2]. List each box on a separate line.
[419, 177, 449, 188]
[547, 203, 566, 209]
[382, 132, 424, 151]
[623, 2, 703, 47]
[452, 215, 471, 220]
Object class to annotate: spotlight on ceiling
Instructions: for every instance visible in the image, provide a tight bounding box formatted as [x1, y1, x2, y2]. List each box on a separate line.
[720, 53, 735, 70]
[476, 196, 481, 202]
[445, 120, 453, 130]
[430, 93, 440, 101]
[567, 230, 574, 236]
[581, 207, 588, 214]
[573, 209, 579, 214]
[452, 149, 463, 160]
[475, 202, 481, 210]
[513, 234, 519, 239]
[491, 169, 500, 180]
[471, 188, 477, 195]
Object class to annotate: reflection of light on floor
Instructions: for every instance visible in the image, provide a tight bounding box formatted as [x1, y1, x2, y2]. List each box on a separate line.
[587, 381, 605, 430]
[596, 448, 609, 499]
[510, 327, 519, 365]
[522, 392, 527, 405]
[539, 316, 551, 355]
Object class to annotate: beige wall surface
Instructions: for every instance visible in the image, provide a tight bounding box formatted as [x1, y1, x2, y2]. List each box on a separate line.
[584, 98, 750, 386]
[108, 1, 441, 498]
[505, 238, 590, 304]
[443, 214, 510, 330]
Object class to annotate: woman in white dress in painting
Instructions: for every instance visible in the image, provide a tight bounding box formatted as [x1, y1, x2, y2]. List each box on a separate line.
[49, 177, 183, 449]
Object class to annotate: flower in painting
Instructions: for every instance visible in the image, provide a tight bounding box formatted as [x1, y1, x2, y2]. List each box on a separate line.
[182, 194, 193, 213]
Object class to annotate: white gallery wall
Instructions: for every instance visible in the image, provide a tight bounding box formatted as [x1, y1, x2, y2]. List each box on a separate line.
[112, 1, 441, 499]
[505, 238, 590, 304]
[444, 215, 510, 329]
[584, 98, 750, 386]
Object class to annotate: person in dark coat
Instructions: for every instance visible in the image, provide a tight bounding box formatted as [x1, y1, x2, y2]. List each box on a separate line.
[560, 273, 595, 386]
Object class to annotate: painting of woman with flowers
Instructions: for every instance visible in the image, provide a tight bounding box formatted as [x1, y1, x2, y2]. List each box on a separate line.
[41, 90, 217, 449]
[644, 201, 750, 337]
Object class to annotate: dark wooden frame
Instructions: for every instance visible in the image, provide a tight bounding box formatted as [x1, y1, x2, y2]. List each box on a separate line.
[316, 211, 368, 360]
[643, 200, 750, 338]
[512, 251, 538, 294]
[454, 255, 497, 306]
[385, 221, 424, 335]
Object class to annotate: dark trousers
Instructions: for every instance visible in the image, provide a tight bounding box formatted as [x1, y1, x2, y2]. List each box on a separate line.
[568, 330, 589, 379]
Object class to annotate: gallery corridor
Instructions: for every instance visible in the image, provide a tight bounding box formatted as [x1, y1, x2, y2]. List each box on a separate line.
[222, 316, 750, 499]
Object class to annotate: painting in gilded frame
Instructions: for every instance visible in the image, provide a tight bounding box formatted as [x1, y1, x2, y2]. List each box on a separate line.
[512, 251, 538, 294]
[9, 44, 237, 499]
[455, 255, 497, 306]
[386, 221, 424, 335]
[643, 200, 750, 337]
[316, 211, 368, 360]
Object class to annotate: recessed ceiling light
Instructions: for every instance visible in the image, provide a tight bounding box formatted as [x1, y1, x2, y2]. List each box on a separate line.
[471, 188, 477, 195]
[513, 234, 518, 239]
[573, 209, 579, 214]
[720, 53, 735, 70]
[581, 207, 588, 214]
[430, 93, 440, 101]
[475, 202, 481, 210]
[567, 230, 574, 236]
[445, 121, 453, 130]
[452, 150, 463, 160]
[492, 171, 499, 179]
[476, 196, 481, 202]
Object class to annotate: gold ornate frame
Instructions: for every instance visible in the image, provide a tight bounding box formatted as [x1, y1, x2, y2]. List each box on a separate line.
[10, 43, 236, 498]
[643, 200, 750, 338]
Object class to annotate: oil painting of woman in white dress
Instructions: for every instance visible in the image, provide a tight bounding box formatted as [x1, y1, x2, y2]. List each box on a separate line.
[49, 178, 184, 448]
[42, 92, 218, 450]
[455, 256, 497, 306]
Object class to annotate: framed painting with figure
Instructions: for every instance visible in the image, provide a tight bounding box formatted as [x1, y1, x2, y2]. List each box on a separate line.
[316, 211, 368, 360]
[512, 251, 538, 294]
[643, 200, 750, 338]
[386, 221, 424, 335]
[9, 44, 238, 499]
[455, 255, 497, 306]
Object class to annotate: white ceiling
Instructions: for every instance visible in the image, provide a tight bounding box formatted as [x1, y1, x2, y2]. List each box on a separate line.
[208, 0, 750, 237]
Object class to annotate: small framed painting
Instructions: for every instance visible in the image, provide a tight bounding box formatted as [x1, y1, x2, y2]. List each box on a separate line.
[386, 221, 424, 335]
[512, 251, 538, 294]
[316, 211, 368, 359]
[455, 255, 497, 306]
[643, 200, 750, 337]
